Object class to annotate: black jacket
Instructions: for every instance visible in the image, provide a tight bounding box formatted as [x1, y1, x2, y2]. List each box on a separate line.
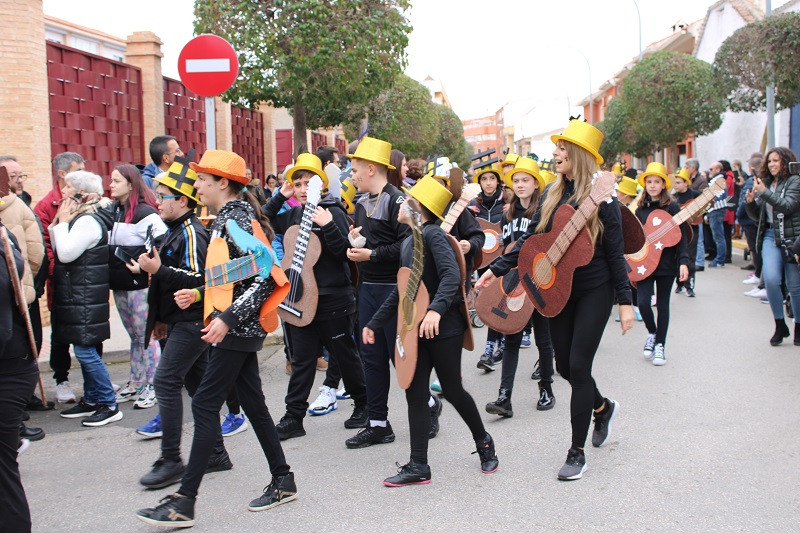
[108, 201, 164, 291]
[352, 182, 410, 284]
[0, 230, 31, 361]
[367, 223, 465, 341]
[145, 211, 209, 338]
[53, 209, 114, 346]
[264, 191, 355, 317]
[745, 173, 800, 250]
[469, 190, 505, 224]
[635, 199, 690, 277]
[489, 179, 632, 306]
[445, 203, 484, 275]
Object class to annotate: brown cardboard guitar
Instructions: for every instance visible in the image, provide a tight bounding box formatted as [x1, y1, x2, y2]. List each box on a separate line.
[475, 240, 535, 334]
[474, 218, 503, 269]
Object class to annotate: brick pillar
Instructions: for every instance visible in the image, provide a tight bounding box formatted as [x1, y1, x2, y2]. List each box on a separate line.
[214, 97, 232, 151]
[0, 0, 51, 203]
[125, 31, 165, 153]
[258, 103, 276, 175]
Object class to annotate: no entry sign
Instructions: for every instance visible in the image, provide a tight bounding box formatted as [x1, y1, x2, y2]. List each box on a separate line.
[178, 34, 239, 97]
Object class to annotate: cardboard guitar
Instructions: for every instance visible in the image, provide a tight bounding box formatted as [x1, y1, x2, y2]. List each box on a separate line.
[395, 204, 427, 390]
[278, 176, 323, 327]
[474, 218, 503, 269]
[626, 179, 725, 282]
[475, 240, 535, 334]
[439, 182, 480, 351]
[517, 172, 617, 317]
[619, 205, 646, 255]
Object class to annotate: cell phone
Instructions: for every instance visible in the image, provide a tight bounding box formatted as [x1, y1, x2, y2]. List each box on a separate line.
[114, 247, 135, 264]
[788, 162, 800, 175]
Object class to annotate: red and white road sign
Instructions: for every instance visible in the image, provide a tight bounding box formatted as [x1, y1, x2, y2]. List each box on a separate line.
[178, 34, 239, 97]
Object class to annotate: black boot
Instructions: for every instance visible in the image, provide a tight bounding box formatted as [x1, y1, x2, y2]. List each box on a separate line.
[771, 319, 790, 346]
[537, 382, 555, 411]
[795, 323, 800, 346]
[485, 388, 513, 418]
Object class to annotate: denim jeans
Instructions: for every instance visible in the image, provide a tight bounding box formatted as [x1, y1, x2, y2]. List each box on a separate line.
[761, 228, 800, 321]
[73, 345, 116, 407]
[695, 225, 705, 268]
[707, 210, 727, 265]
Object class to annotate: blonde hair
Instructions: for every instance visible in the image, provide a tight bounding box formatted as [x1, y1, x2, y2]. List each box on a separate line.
[535, 141, 603, 244]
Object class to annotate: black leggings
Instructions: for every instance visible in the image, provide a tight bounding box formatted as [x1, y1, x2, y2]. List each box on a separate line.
[500, 312, 554, 390]
[636, 275, 675, 346]
[406, 334, 485, 464]
[548, 283, 612, 449]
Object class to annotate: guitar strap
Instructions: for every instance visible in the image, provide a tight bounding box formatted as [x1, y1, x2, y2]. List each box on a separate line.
[445, 235, 474, 351]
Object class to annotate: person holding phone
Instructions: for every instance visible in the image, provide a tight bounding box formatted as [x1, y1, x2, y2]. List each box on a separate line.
[745, 147, 800, 346]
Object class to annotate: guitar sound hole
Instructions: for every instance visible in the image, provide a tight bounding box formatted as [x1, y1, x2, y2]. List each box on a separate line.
[501, 270, 523, 297]
[285, 270, 304, 303]
[533, 258, 553, 286]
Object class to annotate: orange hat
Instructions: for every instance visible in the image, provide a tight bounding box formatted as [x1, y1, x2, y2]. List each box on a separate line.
[190, 150, 248, 185]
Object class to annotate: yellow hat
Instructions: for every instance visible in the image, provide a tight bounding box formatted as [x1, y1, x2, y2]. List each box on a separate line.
[672, 167, 691, 184]
[348, 136, 395, 170]
[551, 120, 604, 165]
[611, 162, 623, 175]
[505, 158, 546, 191]
[286, 153, 329, 189]
[472, 164, 503, 184]
[540, 169, 556, 185]
[638, 162, 671, 189]
[190, 150, 248, 185]
[404, 176, 453, 221]
[499, 153, 520, 168]
[616, 176, 639, 197]
[340, 178, 356, 214]
[154, 149, 203, 205]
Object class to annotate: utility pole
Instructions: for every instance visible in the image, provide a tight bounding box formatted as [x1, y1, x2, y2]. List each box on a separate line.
[765, 0, 775, 150]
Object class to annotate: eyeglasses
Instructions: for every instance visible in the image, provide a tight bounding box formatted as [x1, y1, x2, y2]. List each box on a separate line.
[155, 193, 180, 202]
[8, 174, 27, 181]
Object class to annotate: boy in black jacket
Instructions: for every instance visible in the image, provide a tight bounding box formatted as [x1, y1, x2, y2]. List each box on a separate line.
[136, 158, 231, 489]
[263, 153, 368, 439]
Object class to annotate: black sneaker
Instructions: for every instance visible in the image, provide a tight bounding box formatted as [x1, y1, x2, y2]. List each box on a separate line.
[674, 285, 683, 294]
[136, 493, 195, 528]
[428, 396, 442, 439]
[345, 423, 395, 449]
[60, 399, 97, 419]
[81, 405, 123, 427]
[686, 287, 696, 297]
[591, 399, 618, 447]
[19, 423, 45, 441]
[276, 415, 306, 441]
[472, 433, 499, 474]
[248, 472, 298, 512]
[26, 395, 55, 411]
[531, 359, 541, 380]
[485, 388, 513, 418]
[383, 460, 431, 487]
[557, 447, 586, 481]
[344, 405, 368, 429]
[140, 457, 185, 489]
[477, 351, 496, 372]
[537, 383, 555, 411]
[206, 448, 233, 473]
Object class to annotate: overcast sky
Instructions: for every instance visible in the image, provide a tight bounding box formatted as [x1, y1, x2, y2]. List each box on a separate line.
[43, 0, 789, 136]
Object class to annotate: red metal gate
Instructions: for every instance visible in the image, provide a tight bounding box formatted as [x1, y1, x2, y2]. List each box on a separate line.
[47, 41, 144, 190]
[231, 106, 264, 185]
[275, 129, 293, 175]
[310, 132, 327, 154]
[163, 77, 206, 161]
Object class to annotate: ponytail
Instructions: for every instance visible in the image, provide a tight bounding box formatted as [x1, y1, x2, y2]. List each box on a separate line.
[212, 176, 275, 242]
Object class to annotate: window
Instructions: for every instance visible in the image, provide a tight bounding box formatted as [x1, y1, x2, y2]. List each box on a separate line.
[70, 35, 99, 54]
[45, 28, 65, 43]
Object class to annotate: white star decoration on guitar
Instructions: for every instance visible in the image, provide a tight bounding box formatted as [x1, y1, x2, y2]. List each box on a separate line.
[655, 242, 663, 250]
[637, 265, 647, 275]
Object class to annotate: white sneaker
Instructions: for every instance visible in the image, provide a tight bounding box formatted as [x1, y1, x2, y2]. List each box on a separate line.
[643, 333, 657, 360]
[652, 343, 667, 366]
[116, 382, 141, 403]
[55, 381, 76, 403]
[308, 386, 337, 416]
[742, 276, 760, 285]
[18, 439, 30, 456]
[133, 384, 157, 409]
[747, 288, 767, 299]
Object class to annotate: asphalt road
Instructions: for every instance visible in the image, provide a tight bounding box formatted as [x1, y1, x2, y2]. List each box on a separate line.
[20, 255, 800, 532]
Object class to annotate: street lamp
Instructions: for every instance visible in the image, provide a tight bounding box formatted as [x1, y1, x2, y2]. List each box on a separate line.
[632, 0, 643, 61]
[570, 48, 593, 124]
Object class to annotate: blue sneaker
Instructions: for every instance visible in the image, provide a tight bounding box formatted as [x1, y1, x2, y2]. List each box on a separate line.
[520, 333, 531, 348]
[634, 307, 643, 321]
[221, 413, 248, 437]
[430, 379, 442, 394]
[137, 414, 162, 439]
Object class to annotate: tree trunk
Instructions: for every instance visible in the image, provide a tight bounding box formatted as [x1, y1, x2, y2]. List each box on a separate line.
[293, 102, 308, 159]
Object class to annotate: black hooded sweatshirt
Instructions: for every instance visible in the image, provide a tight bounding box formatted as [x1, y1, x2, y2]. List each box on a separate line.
[264, 191, 355, 318]
[469, 189, 505, 224]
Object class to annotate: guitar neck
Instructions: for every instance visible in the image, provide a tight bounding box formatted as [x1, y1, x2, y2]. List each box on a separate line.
[206, 255, 258, 287]
[290, 201, 317, 273]
[405, 226, 425, 300]
[673, 186, 718, 225]
[547, 196, 598, 265]
[441, 197, 469, 234]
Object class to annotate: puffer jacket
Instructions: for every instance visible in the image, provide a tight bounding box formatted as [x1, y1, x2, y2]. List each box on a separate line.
[745, 173, 800, 250]
[0, 194, 44, 304]
[52, 207, 115, 346]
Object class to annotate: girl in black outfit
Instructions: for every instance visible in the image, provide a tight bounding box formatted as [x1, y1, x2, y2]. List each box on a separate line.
[468, 166, 506, 369]
[485, 158, 556, 418]
[364, 177, 499, 487]
[137, 150, 296, 528]
[634, 166, 690, 366]
[672, 168, 701, 297]
[477, 121, 634, 481]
